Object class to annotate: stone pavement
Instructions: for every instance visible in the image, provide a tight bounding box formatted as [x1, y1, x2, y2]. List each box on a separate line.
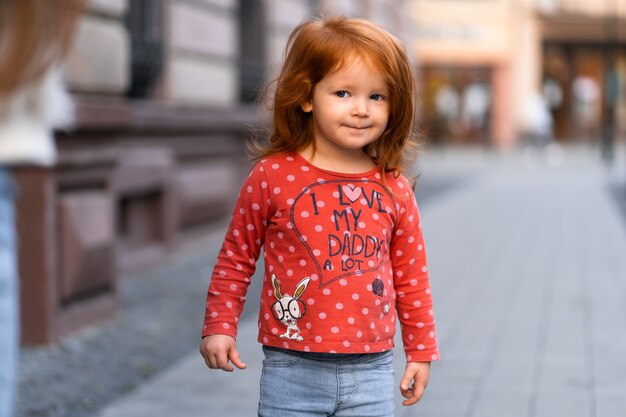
[96, 145, 626, 417]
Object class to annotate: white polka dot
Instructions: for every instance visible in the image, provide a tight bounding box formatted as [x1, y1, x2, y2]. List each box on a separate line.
[232, 229, 240, 237]
[370, 322, 376, 329]
[236, 264, 243, 271]
[347, 317, 355, 324]
[331, 327, 339, 334]
[247, 224, 255, 231]
[301, 211, 309, 218]
[223, 323, 230, 329]
[307, 298, 315, 305]
[219, 270, 226, 276]
[418, 344, 425, 351]
[413, 300, 422, 307]
[396, 230, 404, 236]
[417, 322, 425, 328]
[352, 293, 359, 300]
[271, 328, 278, 334]
[273, 187, 281, 194]
[432, 354, 438, 361]
[315, 225, 323, 232]
[408, 236, 415, 243]
[343, 340, 350, 347]
[299, 259, 306, 266]
[230, 284, 237, 291]
[301, 166, 310, 171]
[364, 345, 371, 352]
[246, 186, 253, 193]
[410, 279, 418, 286]
[357, 331, 363, 338]
[315, 336, 323, 343]
[272, 163, 280, 169]
[323, 288, 331, 296]
[422, 266, 428, 273]
[339, 279, 348, 286]
[319, 312, 327, 319]
[408, 334, 414, 341]
[317, 200, 326, 207]
[252, 203, 260, 210]
[287, 198, 294, 205]
[313, 249, 321, 256]
[287, 270, 293, 276]
[287, 175, 295, 182]
[336, 303, 344, 310]
[210, 312, 218, 318]
[288, 246, 296, 253]
[396, 250, 403, 256]
[286, 156, 294, 161]
[304, 346, 311, 352]
[362, 308, 369, 315]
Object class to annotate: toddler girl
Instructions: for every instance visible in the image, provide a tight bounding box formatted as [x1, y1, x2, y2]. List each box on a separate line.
[200, 15, 439, 417]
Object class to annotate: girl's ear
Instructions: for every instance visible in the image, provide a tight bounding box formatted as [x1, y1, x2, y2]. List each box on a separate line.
[301, 101, 313, 113]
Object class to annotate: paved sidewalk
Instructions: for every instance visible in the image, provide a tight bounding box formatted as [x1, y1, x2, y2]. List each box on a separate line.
[97, 146, 626, 417]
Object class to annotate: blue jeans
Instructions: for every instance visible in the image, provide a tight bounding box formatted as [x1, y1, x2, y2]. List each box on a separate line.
[258, 347, 395, 417]
[0, 169, 18, 417]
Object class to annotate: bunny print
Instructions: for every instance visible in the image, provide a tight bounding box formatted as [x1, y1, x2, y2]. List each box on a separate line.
[271, 274, 310, 342]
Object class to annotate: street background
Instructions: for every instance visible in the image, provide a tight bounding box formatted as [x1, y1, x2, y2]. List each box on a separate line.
[20, 144, 626, 417]
[9, 1, 626, 416]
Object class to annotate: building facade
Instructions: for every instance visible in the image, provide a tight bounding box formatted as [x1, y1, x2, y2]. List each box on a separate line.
[18, 0, 411, 344]
[410, 0, 626, 148]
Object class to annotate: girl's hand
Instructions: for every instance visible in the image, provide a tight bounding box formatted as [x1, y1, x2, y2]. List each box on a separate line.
[399, 361, 430, 406]
[199, 334, 247, 372]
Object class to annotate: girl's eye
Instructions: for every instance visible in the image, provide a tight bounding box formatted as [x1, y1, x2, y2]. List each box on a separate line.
[335, 91, 348, 98]
[370, 94, 384, 101]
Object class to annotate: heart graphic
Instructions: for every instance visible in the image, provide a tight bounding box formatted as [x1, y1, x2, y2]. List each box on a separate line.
[342, 184, 362, 203]
[289, 180, 397, 288]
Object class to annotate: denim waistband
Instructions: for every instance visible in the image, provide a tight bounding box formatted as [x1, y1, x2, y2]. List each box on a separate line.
[0, 169, 16, 198]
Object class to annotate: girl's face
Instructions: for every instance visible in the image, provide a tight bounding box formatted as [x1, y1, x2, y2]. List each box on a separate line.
[302, 57, 389, 160]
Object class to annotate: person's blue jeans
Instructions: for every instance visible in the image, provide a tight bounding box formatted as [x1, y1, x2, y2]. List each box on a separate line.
[0, 169, 18, 417]
[258, 347, 395, 417]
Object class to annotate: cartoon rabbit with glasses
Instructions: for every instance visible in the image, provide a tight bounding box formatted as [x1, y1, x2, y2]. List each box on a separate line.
[271, 274, 310, 341]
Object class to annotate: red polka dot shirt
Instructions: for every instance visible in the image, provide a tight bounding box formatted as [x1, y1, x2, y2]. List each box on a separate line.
[202, 153, 439, 362]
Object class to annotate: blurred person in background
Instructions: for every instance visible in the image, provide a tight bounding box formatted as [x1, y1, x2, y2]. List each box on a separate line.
[0, 1, 83, 416]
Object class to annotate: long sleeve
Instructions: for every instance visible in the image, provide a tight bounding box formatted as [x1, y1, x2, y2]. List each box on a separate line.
[202, 161, 272, 338]
[389, 176, 439, 362]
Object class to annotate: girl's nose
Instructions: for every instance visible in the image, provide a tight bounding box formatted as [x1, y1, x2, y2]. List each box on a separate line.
[351, 99, 369, 117]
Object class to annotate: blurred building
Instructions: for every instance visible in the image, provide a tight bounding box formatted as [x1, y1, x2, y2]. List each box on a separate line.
[17, 0, 411, 344]
[410, 0, 626, 147]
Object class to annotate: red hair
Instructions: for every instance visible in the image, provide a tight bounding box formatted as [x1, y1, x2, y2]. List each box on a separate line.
[0, 0, 85, 98]
[255, 16, 418, 177]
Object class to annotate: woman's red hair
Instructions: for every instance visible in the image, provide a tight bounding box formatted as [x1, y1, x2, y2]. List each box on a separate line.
[255, 16, 418, 177]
